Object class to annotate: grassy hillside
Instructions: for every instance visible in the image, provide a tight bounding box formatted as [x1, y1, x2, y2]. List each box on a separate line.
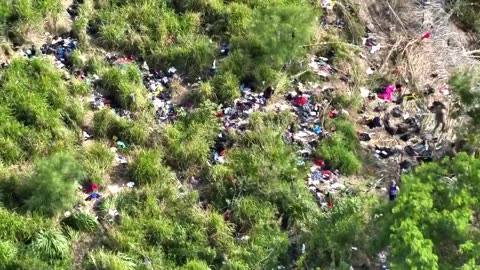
[0, 0, 479, 269]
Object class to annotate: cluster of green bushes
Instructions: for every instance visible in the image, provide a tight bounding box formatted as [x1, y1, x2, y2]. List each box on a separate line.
[0, 0, 62, 42]
[0, 58, 83, 164]
[80, 0, 318, 102]
[79, 111, 373, 269]
[316, 118, 362, 175]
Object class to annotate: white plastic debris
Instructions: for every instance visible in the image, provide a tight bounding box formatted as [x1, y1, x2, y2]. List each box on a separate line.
[108, 209, 119, 216]
[126, 182, 135, 188]
[360, 87, 370, 97]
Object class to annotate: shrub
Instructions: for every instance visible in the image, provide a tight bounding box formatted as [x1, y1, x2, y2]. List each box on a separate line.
[31, 229, 70, 262]
[85, 249, 136, 270]
[61, 212, 98, 233]
[130, 150, 175, 186]
[0, 207, 28, 242]
[0, 58, 80, 163]
[81, 142, 115, 185]
[448, 0, 480, 33]
[99, 64, 148, 111]
[0, 240, 17, 268]
[22, 152, 85, 216]
[93, 109, 130, 139]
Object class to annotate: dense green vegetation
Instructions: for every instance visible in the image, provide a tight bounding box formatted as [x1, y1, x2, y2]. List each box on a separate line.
[0, 58, 83, 163]
[0, 0, 62, 42]
[0, 0, 479, 269]
[448, 0, 480, 33]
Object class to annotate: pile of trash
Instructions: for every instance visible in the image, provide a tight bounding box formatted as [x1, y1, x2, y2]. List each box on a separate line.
[282, 85, 348, 207]
[211, 84, 274, 164]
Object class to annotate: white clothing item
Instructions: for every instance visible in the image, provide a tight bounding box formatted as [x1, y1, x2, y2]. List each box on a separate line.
[168, 67, 177, 74]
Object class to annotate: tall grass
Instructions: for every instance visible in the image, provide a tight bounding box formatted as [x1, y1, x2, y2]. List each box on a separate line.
[93, 109, 154, 146]
[61, 212, 98, 233]
[80, 142, 115, 185]
[162, 101, 220, 174]
[317, 119, 362, 175]
[0, 0, 62, 42]
[98, 64, 148, 112]
[86, 249, 137, 270]
[31, 229, 71, 262]
[0, 58, 81, 164]
[130, 149, 175, 186]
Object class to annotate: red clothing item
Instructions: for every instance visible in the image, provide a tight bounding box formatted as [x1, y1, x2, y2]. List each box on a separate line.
[293, 96, 308, 106]
[322, 170, 332, 177]
[86, 183, 99, 193]
[329, 109, 338, 118]
[421, 32, 432, 40]
[220, 150, 226, 156]
[216, 112, 224, 118]
[314, 159, 325, 167]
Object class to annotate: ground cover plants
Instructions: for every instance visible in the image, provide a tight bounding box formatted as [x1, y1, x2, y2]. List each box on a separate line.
[1, 0, 480, 269]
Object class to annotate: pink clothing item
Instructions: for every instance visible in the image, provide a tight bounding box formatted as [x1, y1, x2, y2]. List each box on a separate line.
[421, 32, 432, 40]
[377, 85, 397, 101]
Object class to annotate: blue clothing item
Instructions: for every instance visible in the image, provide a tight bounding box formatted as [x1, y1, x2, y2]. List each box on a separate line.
[313, 125, 322, 134]
[373, 116, 382, 127]
[57, 47, 65, 58]
[389, 185, 398, 200]
[311, 170, 322, 181]
[86, 193, 101, 201]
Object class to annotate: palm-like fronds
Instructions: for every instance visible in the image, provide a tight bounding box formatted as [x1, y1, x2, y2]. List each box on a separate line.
[31, 229, 70, 261]
[86, 249, 136, 270]
[61, 212, 99, 233]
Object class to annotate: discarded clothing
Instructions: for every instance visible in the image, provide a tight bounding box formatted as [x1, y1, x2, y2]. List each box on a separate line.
[294, 96, 308, 106]
[366, 116, 382, 129]
[375, 146, 396, 159]
[377, 85, 397, 101]
[389, 185, 398, 201]
[358, 133, 371, 141]
[85, 193, 101, 201]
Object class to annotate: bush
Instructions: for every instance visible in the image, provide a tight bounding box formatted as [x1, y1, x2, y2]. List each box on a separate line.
[99, 64, 148, 111]
[85, 250, 136, 270]
[81, 142, 115, 185]
[31, 229, 70, 262]
[313, 118, 362, 175]
[130, 150, 175, 186]
[22, 152, 85, 216]
[0, 240, 17, 268]
[61, 212, 98, 233]
[448, 0, 480, 33]
[0, 58, 80, 163]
